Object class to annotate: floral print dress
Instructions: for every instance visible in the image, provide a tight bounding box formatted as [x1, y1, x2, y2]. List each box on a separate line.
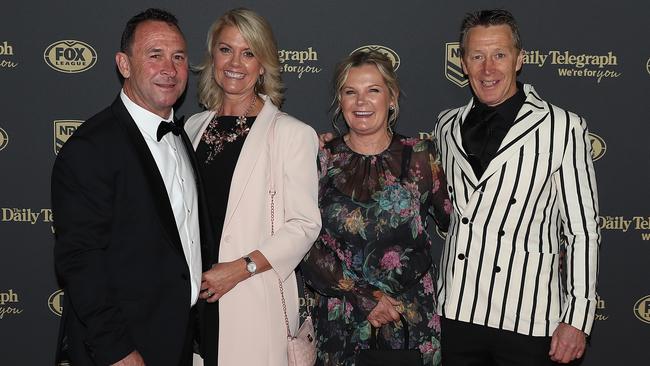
[301, 134, 451, 366]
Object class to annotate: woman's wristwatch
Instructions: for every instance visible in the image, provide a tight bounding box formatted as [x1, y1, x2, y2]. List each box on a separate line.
[243, 256, 257, 276]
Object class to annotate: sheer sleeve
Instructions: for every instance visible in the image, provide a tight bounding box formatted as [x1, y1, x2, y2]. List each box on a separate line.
[301, 146, 381, 313]
[425, 140, 452, 232]
[301, 229, 381, 314]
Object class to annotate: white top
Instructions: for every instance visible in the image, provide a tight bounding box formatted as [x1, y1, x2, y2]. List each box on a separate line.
[120, 90, 202, 306]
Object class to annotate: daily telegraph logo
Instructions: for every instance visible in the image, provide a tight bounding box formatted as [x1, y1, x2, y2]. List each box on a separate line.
[523, 50, 621, 83]
[0, 127, 8, 151]
[351, 45, 401, 71]
[54, 120, 83, 154]
[588, 133, 606, 161]
[445, 42, 468, 87]
[1, 207, 53, 224]
[278, 47, 322, 78]
[0, 289, 23, 319]
[599, 215, 650, 241]
[0, 41, 18, 69]
[48, 289, 64, 317]
[633, 295, 650, 324]
[44, 40, 97, 73]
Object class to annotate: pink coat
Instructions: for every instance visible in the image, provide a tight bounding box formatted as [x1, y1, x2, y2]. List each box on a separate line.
[185, 95, 321, 365]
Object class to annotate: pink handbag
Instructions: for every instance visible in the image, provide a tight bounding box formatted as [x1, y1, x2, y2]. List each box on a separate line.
[268, 112, 317, 366]
[279, 278, 317, 366]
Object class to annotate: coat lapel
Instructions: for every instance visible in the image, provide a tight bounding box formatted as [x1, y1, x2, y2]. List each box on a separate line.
[110, 97, 185, 258]
[477, 84, 549, 185]
[222, 95, 278, 233]
[446, 99, 480, 185]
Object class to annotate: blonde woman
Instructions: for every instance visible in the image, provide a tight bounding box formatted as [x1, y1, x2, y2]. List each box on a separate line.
[185, 8, 321, 365]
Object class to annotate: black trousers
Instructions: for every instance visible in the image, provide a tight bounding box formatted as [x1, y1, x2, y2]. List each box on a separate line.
[179, 306, 197, 366]
[441, 318, 561, 366]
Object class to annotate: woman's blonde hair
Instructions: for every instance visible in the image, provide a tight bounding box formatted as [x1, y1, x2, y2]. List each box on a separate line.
[195, 8, 283, 110]
[331, 50, 400, 133]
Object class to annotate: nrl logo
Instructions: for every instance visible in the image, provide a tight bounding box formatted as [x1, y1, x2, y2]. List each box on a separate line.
[445, 42, 468, 87]
[54, 120, 83, 155]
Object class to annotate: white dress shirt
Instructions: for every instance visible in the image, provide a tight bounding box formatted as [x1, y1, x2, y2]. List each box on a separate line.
[120, 91, 202, 306]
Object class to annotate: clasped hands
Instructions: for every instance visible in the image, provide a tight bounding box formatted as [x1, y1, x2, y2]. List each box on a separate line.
[200, 259, 248, 303]
[367, 291, 402, 328]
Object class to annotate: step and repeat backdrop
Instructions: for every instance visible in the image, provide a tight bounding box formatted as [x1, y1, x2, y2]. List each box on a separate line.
[1, 0, 648, 364]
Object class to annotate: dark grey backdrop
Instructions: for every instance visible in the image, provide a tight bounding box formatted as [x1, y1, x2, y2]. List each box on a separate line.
[1, 0, 648, 364]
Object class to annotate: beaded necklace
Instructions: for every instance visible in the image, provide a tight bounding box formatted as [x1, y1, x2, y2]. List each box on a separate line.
[201, 94, 257, 163]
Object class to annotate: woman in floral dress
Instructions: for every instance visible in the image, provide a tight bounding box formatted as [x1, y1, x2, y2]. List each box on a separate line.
[301, 50, 452, 366]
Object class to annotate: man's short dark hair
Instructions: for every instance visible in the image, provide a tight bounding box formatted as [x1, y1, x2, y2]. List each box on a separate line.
[459, 9, 522, 56]
[120, 8, 181, 54]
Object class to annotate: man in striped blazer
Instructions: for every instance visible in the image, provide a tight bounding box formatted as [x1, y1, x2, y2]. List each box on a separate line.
[434, 9, 600, 365]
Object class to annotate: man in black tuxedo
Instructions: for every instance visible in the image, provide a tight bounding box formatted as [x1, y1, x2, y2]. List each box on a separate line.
[52, 8, 216, 366]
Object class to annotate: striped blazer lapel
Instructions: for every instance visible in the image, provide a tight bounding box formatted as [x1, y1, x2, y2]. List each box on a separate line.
[477, 85, 549, 185]
[445, 99, 480, 185]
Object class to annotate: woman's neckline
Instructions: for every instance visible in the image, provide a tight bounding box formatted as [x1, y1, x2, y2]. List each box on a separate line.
[342, 132, 394, 157]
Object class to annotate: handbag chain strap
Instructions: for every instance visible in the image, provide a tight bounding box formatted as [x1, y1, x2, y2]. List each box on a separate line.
[266, 111, 293, 338]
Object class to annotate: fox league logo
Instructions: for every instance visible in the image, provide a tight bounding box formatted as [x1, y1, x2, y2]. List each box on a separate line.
[44, 40, 97, 73]
[445, 42, 468, 87]
[351, 45, 401, 71]
[54, 120, 83, 154]
[0, 127, 8, 151]
[48, 289, 64, 316]
[634, 295, 650, 324]
[588, 133, 606, 161]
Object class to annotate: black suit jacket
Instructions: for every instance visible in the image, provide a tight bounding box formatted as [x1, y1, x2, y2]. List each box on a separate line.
[52, 97, 217, 365]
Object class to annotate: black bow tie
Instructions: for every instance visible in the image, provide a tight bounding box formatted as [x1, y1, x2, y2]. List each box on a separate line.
[156, 116, 185, 142]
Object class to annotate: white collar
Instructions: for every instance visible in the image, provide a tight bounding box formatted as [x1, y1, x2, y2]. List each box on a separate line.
[120, 90, 175, 141]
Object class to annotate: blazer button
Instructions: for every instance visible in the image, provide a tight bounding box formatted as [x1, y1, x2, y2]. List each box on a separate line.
[457, 253, 466, 260]
[510, 198, 517, 205]
[448, 186, 453, 193]
[461, 217, 469, 224]
[498, 230, 505, 236]
[494, 266, 501, 273]
[224, 235, 231, 243]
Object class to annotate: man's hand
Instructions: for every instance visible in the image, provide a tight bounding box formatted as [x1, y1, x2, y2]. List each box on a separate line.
[549, 323, 587, 363]
[367, 293, 401, 328]
[319, 132, 335, 149]
[111, 350, 145, 366]
[200, 260, 247, 303]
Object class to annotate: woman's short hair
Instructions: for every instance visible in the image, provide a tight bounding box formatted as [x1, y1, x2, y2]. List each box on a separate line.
[331, 50, 400, 132]
[196, 8, 283, 110]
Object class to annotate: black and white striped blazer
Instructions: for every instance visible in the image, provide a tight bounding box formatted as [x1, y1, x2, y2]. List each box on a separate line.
[434, 84, 600, 336]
